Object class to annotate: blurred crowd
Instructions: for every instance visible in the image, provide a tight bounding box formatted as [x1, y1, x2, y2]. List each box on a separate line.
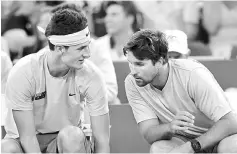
[1, 0, 237, 63]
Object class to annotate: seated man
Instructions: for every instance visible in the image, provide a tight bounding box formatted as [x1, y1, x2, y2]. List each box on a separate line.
[38, 3, 119, 105]
[1, 8, 110, 153]
[123, 29, 237, 153]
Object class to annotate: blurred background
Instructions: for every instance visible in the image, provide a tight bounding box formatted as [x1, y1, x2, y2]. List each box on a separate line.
[1, 0, 237, 62]
[1, 1, 237, 152]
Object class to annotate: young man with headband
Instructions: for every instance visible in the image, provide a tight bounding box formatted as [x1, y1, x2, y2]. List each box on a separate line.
[1, 8, 110, 153]
[123, 29, 237, 153]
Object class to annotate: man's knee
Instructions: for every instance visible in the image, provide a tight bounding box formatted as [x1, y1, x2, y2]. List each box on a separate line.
[57, 125, 86, 153]
[150, 138, 185, 153]
[1, 139, 23, 153]
[150, 140, 173, 153]
[217, 134, 237, 153]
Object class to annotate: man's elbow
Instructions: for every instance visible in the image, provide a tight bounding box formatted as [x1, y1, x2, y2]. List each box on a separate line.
[143, 131, 156, 145]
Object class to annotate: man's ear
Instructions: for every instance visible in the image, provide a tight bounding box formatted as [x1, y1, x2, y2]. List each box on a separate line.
[155, 57, 164, 69]
[158, 57, 165, 65]
[55, 45, 65, 53]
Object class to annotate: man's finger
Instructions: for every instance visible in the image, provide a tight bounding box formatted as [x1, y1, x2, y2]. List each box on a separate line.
[176, 115, 195, 123]
[175, 120, 194, 127]
[177, 111, 195, 120]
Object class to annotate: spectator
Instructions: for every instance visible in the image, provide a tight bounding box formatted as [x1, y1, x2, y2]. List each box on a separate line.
[202, 1, 237, 58]
[2, 1, 45, 62]
[165, 30, 190, 59]
[135, 1, 187, 31]
[94, 1, 143, 61]
[182, 1, 212, 56]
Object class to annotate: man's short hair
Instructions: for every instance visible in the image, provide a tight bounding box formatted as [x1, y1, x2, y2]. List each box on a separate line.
[45, 8, 88, 50]
[104, 1, 143, 32]
[51, 3, 82, 14]
[123, 29, 168, 65]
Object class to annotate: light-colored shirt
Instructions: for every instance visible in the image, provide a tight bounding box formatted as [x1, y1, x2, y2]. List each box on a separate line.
[1, 51, 13, 126]
[125, 59, 231, 138]
[5, 47, 109, 138]
[94, 35, 127, 61]
[89, 39, 119, 104]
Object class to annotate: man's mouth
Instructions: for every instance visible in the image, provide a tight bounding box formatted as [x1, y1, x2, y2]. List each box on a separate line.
[135, 77, 142, 81]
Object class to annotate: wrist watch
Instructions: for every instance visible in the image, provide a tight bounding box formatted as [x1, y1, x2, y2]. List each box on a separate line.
[190, 139, 201, 153]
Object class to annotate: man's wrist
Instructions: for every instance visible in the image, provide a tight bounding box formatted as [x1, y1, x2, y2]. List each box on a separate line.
[186, 141, 195, 153]
[190, 139, 202, 153]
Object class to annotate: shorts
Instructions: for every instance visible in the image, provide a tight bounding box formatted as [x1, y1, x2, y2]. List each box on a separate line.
[4, 131, 94, 153]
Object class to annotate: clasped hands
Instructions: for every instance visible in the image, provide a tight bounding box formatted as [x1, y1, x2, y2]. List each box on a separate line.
[168, 111, 196, 153]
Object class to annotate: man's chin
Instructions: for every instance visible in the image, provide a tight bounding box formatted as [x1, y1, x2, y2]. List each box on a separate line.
[135, 80, 147, 87]
[71, 64, 84, 70]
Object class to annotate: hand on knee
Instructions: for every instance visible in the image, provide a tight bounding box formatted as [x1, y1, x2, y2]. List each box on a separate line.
[57, 126, 87, 153]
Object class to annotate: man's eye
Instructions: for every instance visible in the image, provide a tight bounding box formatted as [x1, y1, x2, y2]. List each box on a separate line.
[78, 47, 86, 50]
[136, 63, 144, 66]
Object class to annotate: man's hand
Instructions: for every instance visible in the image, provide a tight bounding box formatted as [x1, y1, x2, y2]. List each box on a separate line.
[169, 111, 195, 134]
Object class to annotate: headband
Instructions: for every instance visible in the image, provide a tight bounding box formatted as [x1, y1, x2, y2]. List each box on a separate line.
[47, 27, 90, 46]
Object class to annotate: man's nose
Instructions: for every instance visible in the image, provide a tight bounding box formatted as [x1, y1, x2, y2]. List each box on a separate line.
[129, 64, 137, 76]
[83, 47, 90, 59]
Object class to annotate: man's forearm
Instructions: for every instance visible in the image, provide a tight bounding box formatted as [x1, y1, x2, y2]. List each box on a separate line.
[20, 136, 41, 153]
[196, 112, 237, 150]
[144, 123, 173, 144]
[94, 140, 110, 153]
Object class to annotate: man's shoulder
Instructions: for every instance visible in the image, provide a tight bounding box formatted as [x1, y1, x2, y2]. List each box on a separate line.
[170, 58, 205, 72]
[9, 47, 48, 80]
[10, 54, 33, 75]
[125, 74, 138, 89]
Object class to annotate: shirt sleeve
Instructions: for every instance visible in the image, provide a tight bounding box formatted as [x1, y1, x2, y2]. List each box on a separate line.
[125, 75, 157, 124]
[5, 58, 34, 111]
[188, 67, 232, 122]
[85, 69, 109, 117]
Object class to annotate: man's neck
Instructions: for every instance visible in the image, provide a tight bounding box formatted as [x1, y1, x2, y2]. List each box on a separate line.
[47, 52, 70, 77]
[151, 62, 169, 91]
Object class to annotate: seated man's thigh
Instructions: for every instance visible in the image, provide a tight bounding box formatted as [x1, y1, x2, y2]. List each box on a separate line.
[217, 134, 237, 153]
[1, 138, 23, 153]
[150, 137, 185, 153]
[56, 125, 92, 153]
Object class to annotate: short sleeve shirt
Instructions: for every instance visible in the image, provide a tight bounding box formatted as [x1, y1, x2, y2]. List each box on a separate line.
[5, 47, 109, 138]
[125, 59, 231, 138]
